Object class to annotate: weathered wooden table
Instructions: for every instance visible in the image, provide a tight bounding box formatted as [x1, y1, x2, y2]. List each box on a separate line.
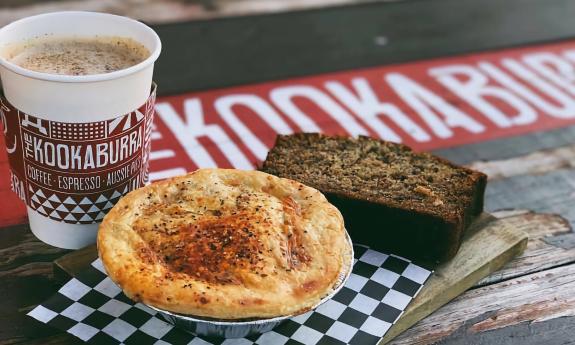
[2, 0, 575, 344]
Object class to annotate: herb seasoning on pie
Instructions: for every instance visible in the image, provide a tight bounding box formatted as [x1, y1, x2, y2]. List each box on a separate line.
[97, 169, 352, 319]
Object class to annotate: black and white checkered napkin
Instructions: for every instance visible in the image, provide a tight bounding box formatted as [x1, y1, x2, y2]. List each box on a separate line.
[28, 245, 431, 345]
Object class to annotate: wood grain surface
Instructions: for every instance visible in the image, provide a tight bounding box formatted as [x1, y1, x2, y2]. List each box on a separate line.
[476, 210, 575, 287]
[380, 214, 528, 344]
[392, 263, 575, 345]
[389, 209, 575, 345]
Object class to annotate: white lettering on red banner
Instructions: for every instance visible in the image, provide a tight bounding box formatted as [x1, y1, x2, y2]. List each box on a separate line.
[147, 42, 575, 180]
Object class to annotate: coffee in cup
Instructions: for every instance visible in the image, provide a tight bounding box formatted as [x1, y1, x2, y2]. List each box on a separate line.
[0, 12, 161, 249]
[4, 36, 150, 75]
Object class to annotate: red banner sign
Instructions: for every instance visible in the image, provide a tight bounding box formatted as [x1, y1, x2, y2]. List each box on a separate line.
[3, 40, 575, 226]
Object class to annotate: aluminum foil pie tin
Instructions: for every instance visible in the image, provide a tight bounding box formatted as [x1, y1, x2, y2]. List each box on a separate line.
[147, 233, 355, 339]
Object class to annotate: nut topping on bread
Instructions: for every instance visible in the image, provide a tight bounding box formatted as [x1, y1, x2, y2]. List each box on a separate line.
[261, 133, 487, 264]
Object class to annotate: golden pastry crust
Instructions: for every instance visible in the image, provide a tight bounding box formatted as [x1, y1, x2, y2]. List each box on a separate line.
[98, 168, 352, 319]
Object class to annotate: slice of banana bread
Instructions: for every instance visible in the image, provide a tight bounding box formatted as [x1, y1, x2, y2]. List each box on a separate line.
[261, 133, 487, 264]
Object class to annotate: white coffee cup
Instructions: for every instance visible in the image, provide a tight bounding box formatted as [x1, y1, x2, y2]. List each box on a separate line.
[0, 12, 161, 249]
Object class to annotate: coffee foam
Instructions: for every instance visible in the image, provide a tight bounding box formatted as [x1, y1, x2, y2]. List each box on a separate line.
[3, 35, 150, 75]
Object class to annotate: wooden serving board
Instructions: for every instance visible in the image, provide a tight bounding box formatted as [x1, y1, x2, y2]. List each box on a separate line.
[381, 213, 527, 344]
[53, 213, 528, 344]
